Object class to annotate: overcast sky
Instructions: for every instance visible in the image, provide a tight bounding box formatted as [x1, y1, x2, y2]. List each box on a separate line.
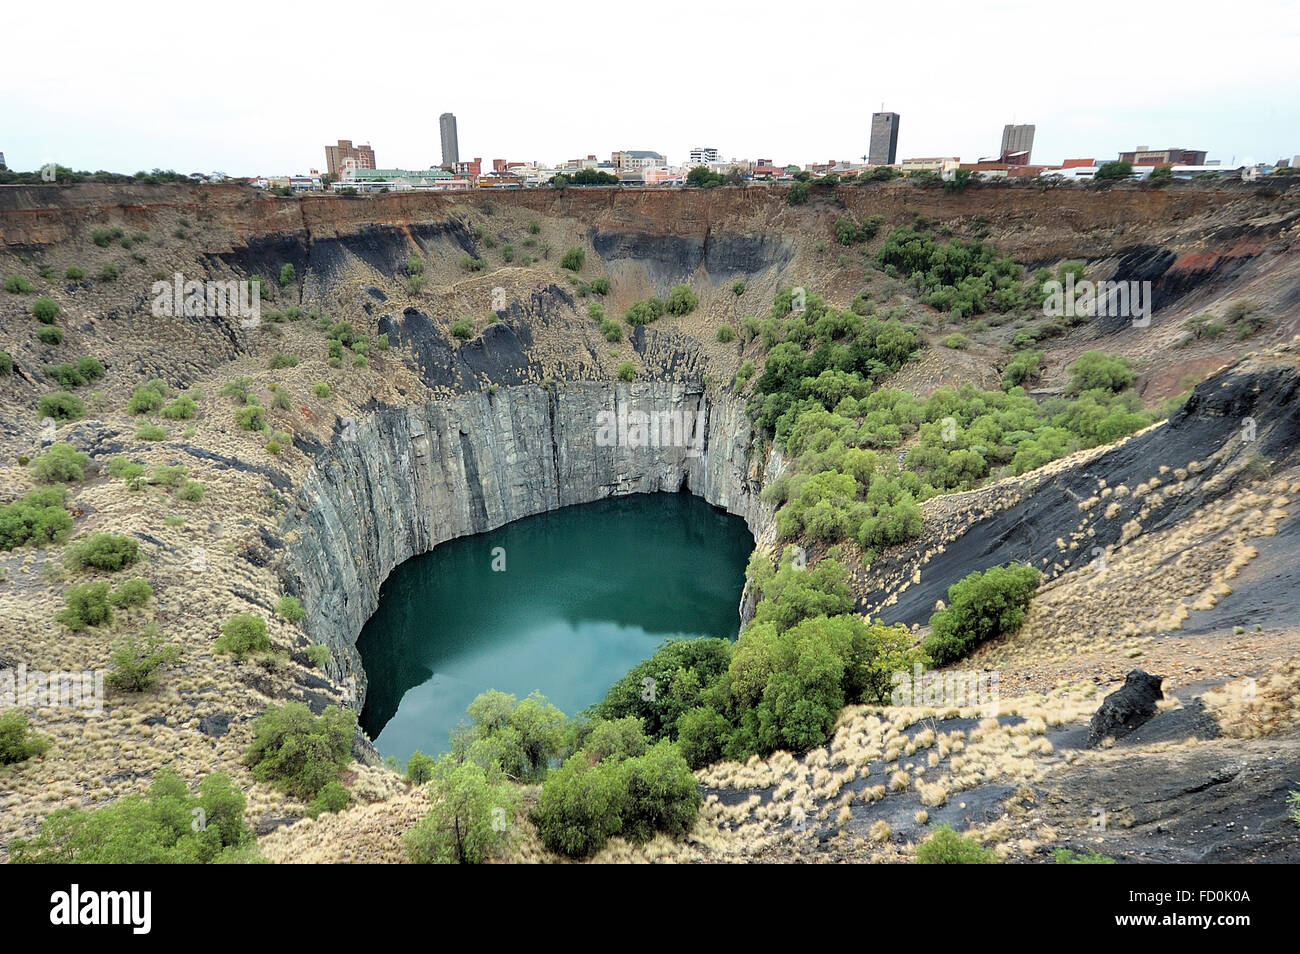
[3, 0, 1297, 177]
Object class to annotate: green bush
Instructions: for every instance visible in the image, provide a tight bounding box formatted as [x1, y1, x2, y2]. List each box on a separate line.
[449, 319, 473, 341]
[37, 391, 84, 422]
[67, 532, 140, 572]
[98, 263, 119, 282]
[617, 740, 701, 843]
[0, 710, 50, 765]
[176, 480, 205, 502]
[108, 576, 153, 608]
[127, 379, 168, 415]
[312, 382, 330, 398]
[56, 582, 114, 631]
[352, 353, 367, 368]
[406, 750, 437, 784]
[160, 394, 198, 419]
[9, 768, 255, 864]
[587, 302, 606, 321]
[1066, 350, 1136, 394]
[922, 564, 1040, 665]
[406, 254, 425, 277]
[272, 389, 291, 411]
[43, 356, 104, 389]
[624, 297, 665, 325]
[403, 757, 518, 864]
[32, 443, 89, 483]
[234, 405, 266, 431]
[915, 825, 998, 864]
[617, 361, 636, 382]
[591, 276, 610, 295]
[0, 351, 11, 374]
[0, 487, 73, 550]
[675, 706, 732, 769]
[376, 333, 390, 350]
[215, 613, 270, 661]
[279, 263, 296, 287]
[450, 690, 567, 784]
[1094, 160, 1133, 181]
[1002, 349, 1042, 389]
[268, 352, 298, 369]
[664, 285, 697, 317]
[32, 297, 60, 322]
[304, 645, 331, 669]
[306, 780, 351, 818]
[275, 595, 306, 622]
[532, 754, 626, 858]
[4, 274, 35, 293]
[599, 319, 622, 342]
[242, 702, 356, 799]
[560, 247, 585, 271]
[136, 423, 167, 441]
[461, 256, 484, 272]
[716, 325, 735, 343]
[65, 266, 85, 281]
[106, 625, 180, 691]
[733, 280, 746, 296]
[942, 333, 971, 350]
[787, 181, 810, 205]
[37, 326, 63, 346]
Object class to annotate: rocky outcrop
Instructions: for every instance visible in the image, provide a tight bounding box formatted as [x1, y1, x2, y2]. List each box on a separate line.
[280, 381, 782, 705]
[1088, 670, 1165, 746]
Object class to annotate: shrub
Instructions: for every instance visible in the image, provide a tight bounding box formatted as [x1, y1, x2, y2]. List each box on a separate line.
[234, 405, 266, 431]
[37, 326, 63, 345]
[0, 488, 73, 550]
[599, 319, 622, 342]
[617, 361, 636, 382]
[147, 464, 188, 489]
[127, 379, 168, 414]
[44, 356, 105, 389]
[1066, 350, 1136, 394]
[98, 263, 119, 282]
[376, 333, 389, 350]
[403, 757, 518, 864]
[529, 219, 542, 234]
[406, 254, 424, 277]
[4, 274, 35, 293]
[449, 319, 473, 341]
[624, 297, 665, 325]
[406, 750, 437, 784]
[787, 181, 810, 205]
[915, 825, 998, 864]
[56, 582, 114, 631]
[618, 740, 701, 843]
[37, 392, 84, 424]
[352, 354, 367, 368]
[588, 302, 606, 321]
[106, 625, 180, 691]
[532, 754, 625, 858]
[560, 247, 585, 271]
[67, 532, 140, 572]
[665, 285, 698, 316]
[328, 321, 355, 345]
[591, 276, 610, 295]
[733, 280, 746, 296]
[279, 263, 296, 287]
[304, 645, 331, 669]
[675, 706, 732, 769]
[275, 595, 306, 623]
[243, 703, 356, 799]
[922, 564, 1040, 665]
[161, 394, 198, 419]
[0, 710, 50, 765]
[461, 256, 484, 272]
[176, 480, 205, 502]
[1002, 349, 1042, 389]
[136, 423, 167, 441]
[716, 325, 735, 343]
[32, 443, 89, 483]
[312, 382, 330, 399]
[65, 266, 85, 281]
[306, 780, 351, 818]
[108, 576, 153, 608]
[219, 377, 253, 403]
[272, 389, 291, 411]
[1094, 160, 1133, 181]
[8, 768, 255, 864]
[214, 613, 271, 661]
[942, 333, 971, 350]
[268, 352, 298, 369]
[32, 297, 60, 322]
[0, 351, 11, 374]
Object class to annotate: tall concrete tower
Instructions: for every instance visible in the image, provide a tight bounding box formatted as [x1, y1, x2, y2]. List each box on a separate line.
[439, 113, 459, 168]
[1000, 124, 1036, 163]
[869, 112, 900, 166]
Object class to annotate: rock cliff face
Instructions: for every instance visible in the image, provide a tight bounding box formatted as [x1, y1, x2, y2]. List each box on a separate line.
[280, 381, 782, 705]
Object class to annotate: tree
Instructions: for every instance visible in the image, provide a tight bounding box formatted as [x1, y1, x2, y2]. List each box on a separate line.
[617, 741, 701, 843]
[215, 613, 270, 661]
[922, 564, 1040, 665]
[242, 703, 355, 799]
[787, 181, 810, 205]
[560, 247, 585, 271]
[0, 710, 49, 764]
[1066, 350, 1136, 394]
[279, 263, 296, 287]
[107, 625, 181, 691]
[532, 754, 625, 858]
[665, 284, 698, 316]
[1147, 164, 1173, 183]
[1095, 160, 1133, 181]
[32, 443, 89, 483]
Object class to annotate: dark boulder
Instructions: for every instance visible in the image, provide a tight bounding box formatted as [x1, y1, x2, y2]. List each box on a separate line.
[1088, 670, 1164, 747]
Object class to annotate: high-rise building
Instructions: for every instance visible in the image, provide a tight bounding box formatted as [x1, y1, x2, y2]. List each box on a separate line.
[440, 113, 460, 168]
[324, 140, 376, 176]
[689, 146, 720, 165]
[1000, 124, 1036, 164]
[869, 112, 900, 166]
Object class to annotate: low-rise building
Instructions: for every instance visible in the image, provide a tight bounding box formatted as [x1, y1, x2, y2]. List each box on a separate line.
[1118, 146, 1208, 166]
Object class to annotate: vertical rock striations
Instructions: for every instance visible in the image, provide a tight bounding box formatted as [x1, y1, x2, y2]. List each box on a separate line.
[281, 381, 781, 705]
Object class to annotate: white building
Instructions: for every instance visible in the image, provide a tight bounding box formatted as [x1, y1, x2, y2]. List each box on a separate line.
[689, 146, 720, 165]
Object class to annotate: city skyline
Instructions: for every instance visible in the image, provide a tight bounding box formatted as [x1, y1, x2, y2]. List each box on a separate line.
[2, 0, 1296, 177]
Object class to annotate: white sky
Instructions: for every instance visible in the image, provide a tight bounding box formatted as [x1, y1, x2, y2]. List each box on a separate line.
[3, 0, 1297, 177]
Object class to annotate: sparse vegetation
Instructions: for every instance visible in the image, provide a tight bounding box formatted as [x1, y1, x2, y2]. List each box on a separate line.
[915, 825, 998, 864]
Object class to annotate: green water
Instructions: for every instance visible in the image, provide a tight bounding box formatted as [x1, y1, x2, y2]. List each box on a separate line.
[357, 492, 754, 764]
